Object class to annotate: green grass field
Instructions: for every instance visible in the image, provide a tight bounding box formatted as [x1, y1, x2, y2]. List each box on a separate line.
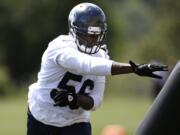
[0, 95, 151, 135]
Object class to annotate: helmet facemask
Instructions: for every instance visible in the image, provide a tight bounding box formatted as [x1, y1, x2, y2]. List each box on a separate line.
[70, 25, 107, 54]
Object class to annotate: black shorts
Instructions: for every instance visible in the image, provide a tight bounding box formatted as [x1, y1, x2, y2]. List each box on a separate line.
[27, 110, 92, 135]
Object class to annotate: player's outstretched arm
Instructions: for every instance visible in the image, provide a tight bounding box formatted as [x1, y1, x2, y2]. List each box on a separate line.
[111, 60, 168, 79]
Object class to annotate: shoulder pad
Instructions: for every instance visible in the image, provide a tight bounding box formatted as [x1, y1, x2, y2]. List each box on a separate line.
[100, 44, 108, 53]
[99, 44, 110, 59]
[49, 35, 76, 49]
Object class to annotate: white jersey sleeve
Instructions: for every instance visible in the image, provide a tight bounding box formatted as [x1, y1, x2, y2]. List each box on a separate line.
[49, 42, 113, 76]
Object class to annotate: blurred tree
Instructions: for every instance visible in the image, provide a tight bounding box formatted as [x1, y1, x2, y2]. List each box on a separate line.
[140, 0, 180, 62]
[0, 0, 116, 85]
[2, 0, 83, 83]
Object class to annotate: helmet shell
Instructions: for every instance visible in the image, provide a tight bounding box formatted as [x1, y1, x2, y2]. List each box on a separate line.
[68, 3, 107, 54]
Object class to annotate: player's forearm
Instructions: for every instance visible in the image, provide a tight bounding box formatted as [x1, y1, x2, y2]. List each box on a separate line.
[76, 94, 94, 110]
[111, 62, 133, 75]
[57, 48, 134, 76]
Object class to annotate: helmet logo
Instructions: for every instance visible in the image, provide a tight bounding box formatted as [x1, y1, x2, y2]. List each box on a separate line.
[88, 26, 101, 34]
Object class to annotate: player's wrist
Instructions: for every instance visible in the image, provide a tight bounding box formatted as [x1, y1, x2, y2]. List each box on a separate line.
[111, 62, 133, 75]
[68, 93, 79, 109]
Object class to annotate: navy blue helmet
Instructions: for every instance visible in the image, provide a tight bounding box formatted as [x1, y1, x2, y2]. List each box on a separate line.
[68, 3, 107, 54]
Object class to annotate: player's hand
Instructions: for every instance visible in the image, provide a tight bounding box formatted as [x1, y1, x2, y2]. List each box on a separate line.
[50, 88, 77, 107]
[129, 60, 168, 79]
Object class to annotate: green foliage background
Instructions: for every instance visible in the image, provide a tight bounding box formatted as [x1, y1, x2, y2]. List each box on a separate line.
[0, 0, 179, 96]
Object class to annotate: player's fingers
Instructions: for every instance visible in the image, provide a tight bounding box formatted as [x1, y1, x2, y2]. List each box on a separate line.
[50, 89, 58, 98]
[150, 64, 168, 71]
[54, 97, 67, 106]
[150, 64, 168, 69]
[54, 93, 67, 101]
[150, 73, 162, 79]
[129, 60, 137, 68]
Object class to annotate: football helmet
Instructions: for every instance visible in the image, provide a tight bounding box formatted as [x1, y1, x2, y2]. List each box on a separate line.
[68, 3, 107, 54]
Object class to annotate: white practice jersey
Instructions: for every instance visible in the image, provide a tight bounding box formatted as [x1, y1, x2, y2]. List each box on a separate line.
[28, 35, 113, 127]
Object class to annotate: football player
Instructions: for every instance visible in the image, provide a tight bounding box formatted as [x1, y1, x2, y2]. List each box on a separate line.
[27, 2, 167, 135]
